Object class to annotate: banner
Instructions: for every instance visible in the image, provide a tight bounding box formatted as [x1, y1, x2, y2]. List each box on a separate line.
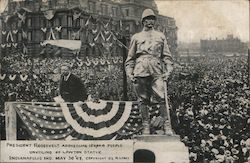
[43, 40, 82, 51]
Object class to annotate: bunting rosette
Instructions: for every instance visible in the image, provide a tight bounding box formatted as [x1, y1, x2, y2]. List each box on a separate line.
[60, 101, 133, 139]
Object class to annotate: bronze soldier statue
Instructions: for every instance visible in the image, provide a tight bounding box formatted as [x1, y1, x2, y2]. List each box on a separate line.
[125, 9, 174, 135]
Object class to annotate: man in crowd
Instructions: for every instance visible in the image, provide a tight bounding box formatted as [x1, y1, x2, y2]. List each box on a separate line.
[125, 9, 174, 135]
[59, 64, 87, 102]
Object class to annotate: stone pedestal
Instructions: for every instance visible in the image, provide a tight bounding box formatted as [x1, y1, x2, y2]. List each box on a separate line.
[133, 135, 189, 163]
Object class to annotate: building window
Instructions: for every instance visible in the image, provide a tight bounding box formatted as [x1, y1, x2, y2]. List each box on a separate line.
[101, 4, 108, 15]
[80, 18, 85, 26]
[48, 20, 54, 27]
[68, 30, 71, 39]
[40, 18, 47, 27]
[68, 16, 73, 27]
[89, 2, 96, 13]
[48, 0, 52, 8]
[27, 18, 32, 27]
[55, 17, 62, 26]
[18, 32, 22, 42]
[41, 33, 46, 41]
[58, 31, 62, 39]
[125, 9, 129, 16]
[74, 18, 80, 28]
[86, 47, 90, 56]
[28, 31, 32, 41]
[112, 7, 118, 16]
[11, 20, 17, 29]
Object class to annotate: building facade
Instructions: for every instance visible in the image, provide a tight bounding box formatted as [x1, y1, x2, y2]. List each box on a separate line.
[0, 0, 177, 58]
[200, 35, 247, 55]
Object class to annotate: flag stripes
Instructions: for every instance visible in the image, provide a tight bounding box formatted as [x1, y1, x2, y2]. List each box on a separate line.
[61, 101, 133, 138]
[12, 101, 161, 140]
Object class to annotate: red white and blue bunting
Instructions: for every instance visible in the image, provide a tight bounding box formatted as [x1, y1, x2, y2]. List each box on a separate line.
[60, 101, 133, 138]
[12, 101, 162, 140]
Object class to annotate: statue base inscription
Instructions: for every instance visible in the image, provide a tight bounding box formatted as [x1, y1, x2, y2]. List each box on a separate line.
[133, 135, 189, 163]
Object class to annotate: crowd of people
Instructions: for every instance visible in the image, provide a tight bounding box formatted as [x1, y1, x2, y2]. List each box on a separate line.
[168, 56, 249, 162]
[0, 53, 249, 162]
[0, 53, 128, 104]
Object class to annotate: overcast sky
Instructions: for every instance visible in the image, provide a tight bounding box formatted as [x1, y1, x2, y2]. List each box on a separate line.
[0, 0, 249, 43]
[155, 0, 249, 43]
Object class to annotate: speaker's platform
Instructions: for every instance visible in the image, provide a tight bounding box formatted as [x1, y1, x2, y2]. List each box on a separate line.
[133, 135, 189, 163]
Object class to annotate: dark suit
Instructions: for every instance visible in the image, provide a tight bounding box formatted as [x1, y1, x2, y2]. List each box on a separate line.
[59, 73, 87, 102]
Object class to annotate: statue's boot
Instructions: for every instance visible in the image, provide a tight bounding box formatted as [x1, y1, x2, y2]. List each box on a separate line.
[164, 120, 174, 135]
[158, 103, 174, 135]
[141, 104, 150, 135]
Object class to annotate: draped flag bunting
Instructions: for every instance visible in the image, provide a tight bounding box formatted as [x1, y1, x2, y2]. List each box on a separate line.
[40, 41, 46, 46]
[119, 20, 123, 30]
[15, 102, 72, 140]
[23, 44, 28, 54]
[48, 28, 56, 40]
[55, 26, 62, 32]
[9, 74, 16, 81]
[104, 18, 111, 28]
[12, 43, 18, 48]
[12, 101, 162, 140]
[43, 10, 55, 20]
[12, 101, 134, 140]
[22, 30, 28, 39]
[4, 15, 10, 23]
[72, 31, 80, 40]
[6, 31, 14, 42]
[92, 59, 99, 66]
[6, 43, 12, 48]
[92, 29, 98, 34]
[0, 74, 6, 80]
[41, 27, 47, 33]
[85, 58, 92, 66]
[117, 104, 163, 137]
[104, 30, 110, 35]
[94, 32, 100, 42]
[85, 16, 91, 27]
[100, 32, 105, 41]
[89, 42, 95, 47]
[20, 74, 28, 81]
[17, 12, 26, 23]
[106, 34, 112, 41]
[60, 101, 133, 138]
[1, 44, 6, 48]
[73, 11, 82, 20]
[13, 30, 18, 34]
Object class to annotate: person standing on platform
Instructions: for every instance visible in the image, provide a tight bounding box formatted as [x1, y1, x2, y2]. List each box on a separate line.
[125, 9, 174, 135]
[59, 64, 87, 102]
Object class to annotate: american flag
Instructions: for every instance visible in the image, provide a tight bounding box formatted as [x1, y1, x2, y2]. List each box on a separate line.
[14, 101, 161, 140]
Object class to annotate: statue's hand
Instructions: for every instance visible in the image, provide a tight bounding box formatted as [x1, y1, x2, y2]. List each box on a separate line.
[128, 74, 136, 83]
[162, 73, 170, 81]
